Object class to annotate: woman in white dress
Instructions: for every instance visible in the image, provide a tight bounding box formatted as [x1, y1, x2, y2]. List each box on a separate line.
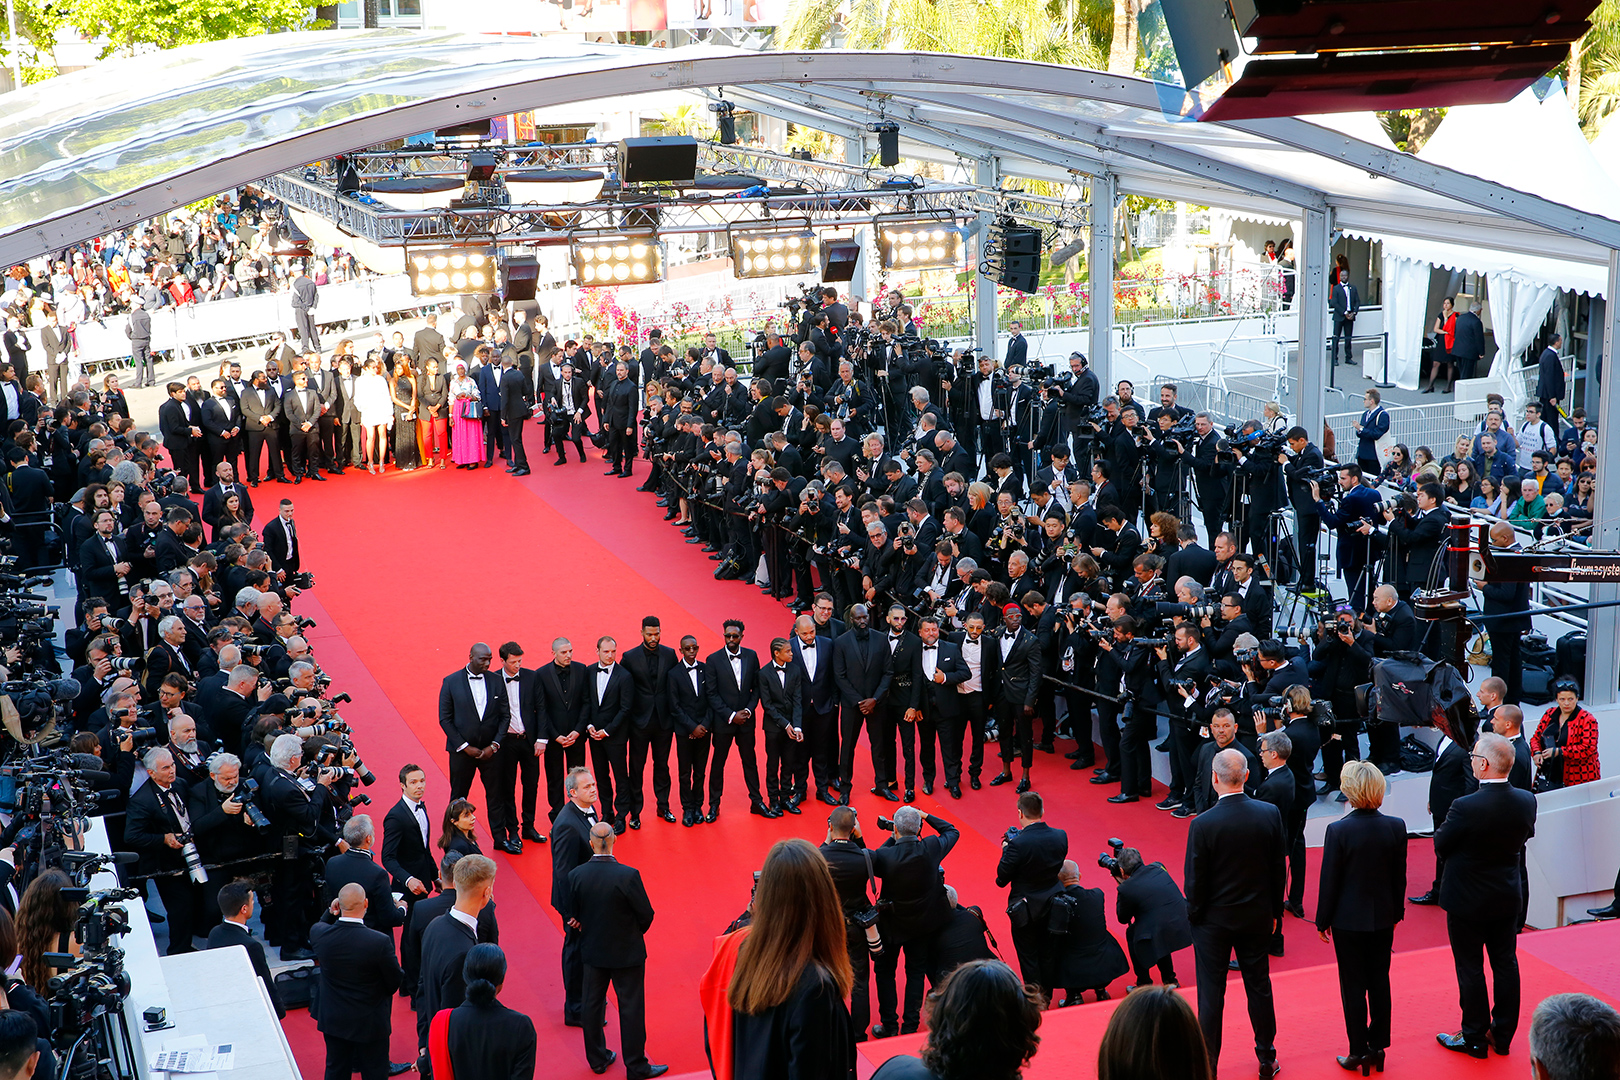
[354, 358, 393, 474]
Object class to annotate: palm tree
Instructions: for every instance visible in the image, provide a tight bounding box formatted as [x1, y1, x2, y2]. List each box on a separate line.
[647, 104, 717, 139]
[1574, 1, 1620, 131]
[779, 0, 1111, 70]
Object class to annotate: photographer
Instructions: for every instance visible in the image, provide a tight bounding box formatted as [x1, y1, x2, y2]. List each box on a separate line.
[996, 791, 1067, 1002]
[818, 805, 877, 1039]
[1254, 685, 1318, 919]
[1144, 414, 1190, 522]
[1185, 413, 1234, 544]
[188, 752, 270, 897]
[1365, 585, 1420, 656]
[1049, 859, 1130, 1006]
[1155, 622, 1212, 816]
[124, 746, 204, 954]
[1307, 614, 1376, 786]
[1112, 846, 1193, 990]
[1383, 483, 1447, 601]
[871, 806, 959, 1038]
[1311, 467, 1383, 617]
[1099, 615, 1153, 805]
[263, 731, 342, 961]
[1282, 427, 1325, 588]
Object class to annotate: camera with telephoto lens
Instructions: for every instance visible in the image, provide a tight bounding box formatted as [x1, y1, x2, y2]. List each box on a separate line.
[176, 830, 208, 884]
[1154, 601, 1219, 622]
[106, 656, 139, 673]
[1390, 492, 1418, 516]
[1233, 646, 1260, 665]
[1097, 837, 1126, 876]
[1078, 403, 1108, 427]
[230, 777, 271, 829]
[1256, 694, 1287, 728]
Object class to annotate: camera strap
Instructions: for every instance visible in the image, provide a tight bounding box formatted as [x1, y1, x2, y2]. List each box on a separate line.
[861, 847, 880, 907]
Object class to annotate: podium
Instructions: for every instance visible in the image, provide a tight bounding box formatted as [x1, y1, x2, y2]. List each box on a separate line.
[1526, 774, 1620, 928]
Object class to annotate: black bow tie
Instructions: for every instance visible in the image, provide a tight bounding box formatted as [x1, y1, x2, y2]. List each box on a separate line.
[1003, 630, 1017, 639]
[505, 676, 519, 683]
[923, 645, 937, 651]
[890, 633, 903, 640]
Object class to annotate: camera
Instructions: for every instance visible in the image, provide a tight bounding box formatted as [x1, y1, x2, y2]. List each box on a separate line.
[1233, 646, 1259, 665]
[229, 777, 272, 829]
[875, 815, 895, 832]
[106, 657, 139, 673]
[1154, 601, 1219, 622]
[176, 831, 208, 884]
[287, 571, 316, 590]
[1097, 837, 1126, 875]
[1256, 694, 1287, 727]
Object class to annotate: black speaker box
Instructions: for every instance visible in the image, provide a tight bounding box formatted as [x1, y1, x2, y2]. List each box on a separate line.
[502, 255, 540, 302]
[618, 137, 699, 185]
[1000, 226, 1042, 255]
[821, 238, 862, 283]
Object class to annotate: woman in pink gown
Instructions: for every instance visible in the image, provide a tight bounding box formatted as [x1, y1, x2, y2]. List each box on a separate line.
[450, 362, 484, 468]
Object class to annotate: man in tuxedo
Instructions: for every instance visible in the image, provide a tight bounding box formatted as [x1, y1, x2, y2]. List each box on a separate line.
[871, 806, 959, 1037]
[200, 461, 251, 537]
[1185, 748, 1286, 1077]
[260, 498, 300, 574]
[281, 369, 326, 482]
[832, 604, 893, 806]
[416, 855, 497, 1062]
[584, 636, 634, 831]
[124, 747, 204, 954]
[704, 619, 769, 820]
[322, 815, 407, 934]
[915, 615, 968, 797]
[381, 764, 438, 970]
[790, 615, 840, 806]
[312, 883, 403, 1080]
[1004, 320, 1027, 369]
[207, 881, 284, 1018]
[492, 642, 545, 853]
[758, 637, 806, 816]
[996, 790, 1067, 1000]
[438, 642, 510, 841]
[872, 605, 922, 802]
[552, 768, 602, 1029]
[666, 636, 711, 826]
[1186, 413, 1232, 546]
[159, 381, 206, 489]
[989, 602, 1043, 793]
[239, 371, 286, 485]
[1435, 733, 1538, 1058]
[1411, 723, 1478, 906]
[39, 310, 70, 403]
[402, 851, 498, 1006]
[335, 357, 365, 468]
[620, 617, 678, 826]
[570, 824, 668, 1078]
[1329, 273, 1360, 367]
[200, 381, 244, 480]
[537, 638, 590, 823]
[497, 355, 532, 476]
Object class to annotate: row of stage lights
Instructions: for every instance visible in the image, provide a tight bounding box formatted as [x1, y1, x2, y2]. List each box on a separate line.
[405, 216, 969, 298]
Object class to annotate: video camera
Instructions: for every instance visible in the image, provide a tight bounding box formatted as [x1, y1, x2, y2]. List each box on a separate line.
[1224, 422, 1289, 457]
[780, 282, 824, 318]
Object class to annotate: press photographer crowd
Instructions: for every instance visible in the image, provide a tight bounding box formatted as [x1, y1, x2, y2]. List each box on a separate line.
[0, 265, 1607, 1080]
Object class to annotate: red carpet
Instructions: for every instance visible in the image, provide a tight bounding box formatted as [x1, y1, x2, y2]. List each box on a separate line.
[248, 431, 1516, 1078]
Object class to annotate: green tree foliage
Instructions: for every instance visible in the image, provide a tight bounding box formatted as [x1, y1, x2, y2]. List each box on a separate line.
[63, 0, 321, 59]
[778, 0, 1113, 71]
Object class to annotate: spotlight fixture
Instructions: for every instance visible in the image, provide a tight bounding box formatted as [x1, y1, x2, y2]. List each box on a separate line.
[728, 224, 820, 280]
[709, 95, 738, 145]
[407, 245, 496, 298]
[867, 121, 900, 168]
[875, 217, 963, 271]
[572, 234, 664, 287]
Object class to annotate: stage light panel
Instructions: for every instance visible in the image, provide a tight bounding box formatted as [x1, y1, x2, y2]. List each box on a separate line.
[877, 221, 963, 271]
[573, 236, 664, 287]
[728, 227, 820, 280]
[407, 246, 495, 298]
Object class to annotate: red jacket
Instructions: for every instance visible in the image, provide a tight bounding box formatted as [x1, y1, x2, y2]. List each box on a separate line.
[1532, 706, 1601, 787]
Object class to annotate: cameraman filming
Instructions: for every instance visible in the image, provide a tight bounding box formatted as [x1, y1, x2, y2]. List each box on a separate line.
[1282, 427, 1325, 588]
[1311, 467, 1383, 617]
[870, 806, 959, 1038]
[1307, 613, 1379, 786]
[1111, 845, 1193, 990]
[1383, 483, 1447, 601]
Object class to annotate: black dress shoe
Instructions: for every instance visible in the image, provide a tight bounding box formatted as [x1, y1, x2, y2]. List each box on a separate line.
[903, 789, 914, 802]
[1589, 904, 1620, 919]
[682, 810, 696, 827]
[1283, 901, 1306, 919]
[989, 772, 1013, 786]
[818, 790, 839, 806]
[1107, 793, 1140, 803]
[1259, 1060, 1281, 1079]
[511, 467, 530, 476]
[781, 800, 802, 815]
[837, 791, 850, 806]
[1015, 776, 1031, 793]
[1035, 743, 1055, 754]
[922, 782, 933, 795]
[627, 816, 641, 830]
[970, 775, 982, 790]
[280, 945, 315, 961]
[292, 475, 302, 484]
[498, 838, 522, 855]
[612, 819, 626, 835]
[946, 784, 962, 799]
[750, 801, 773, 818]
[706, 807, 720, 822]
[146, 909, 166, 924]
[879, 788, 900, 802]
[388, 1061, 415, 1075]
[658, 807, 677, 823]
[1436, 1033, 1487, 1058]
[523, 825, 547, 843]
[870, 1024, 894, 1040]
[591, 1050, 618, 1074]
[1408, 891, 1440, 905]
[628, 1066, 669, 1080]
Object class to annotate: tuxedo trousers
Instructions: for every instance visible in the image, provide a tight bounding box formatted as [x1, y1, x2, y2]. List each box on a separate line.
[837, 703, 870, 789]
[543, 740, 587, 821]
[449, 747, 509, 837]
[587, 736, 630, 822]
[583, 964, 650, 1074]
[1192, 922, 1277, 1067]
[323, 1034, 388, 1080]
[803, 704, 838, 796]
[1447, 910, 1521, 1049]
[245, 427, 283, 481]
[627, 726, 673, 815]
[495, 737, 542, 834]
[709, 721, 761, 806]
[676, 731, 711, 813]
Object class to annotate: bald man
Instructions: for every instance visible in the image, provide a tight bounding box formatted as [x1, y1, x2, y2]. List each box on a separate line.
[569, 823, 664, 1077]
[311, 882, 404, 1080]
[1435, 733, 1538, 1059]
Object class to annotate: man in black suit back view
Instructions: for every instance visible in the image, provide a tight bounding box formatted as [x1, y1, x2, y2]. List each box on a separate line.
[438, 643, 511, 842]
[415, 854, 497, 1065]
[569, 824, 668, 1078]
[497, 356, 532, 475]
[552, 767, 603, 1028]
[995, 790, 1067, 1000]
[322, 815, 407, 934]
[206, 881, 284, 1018]
[402, 851, 498, 1016]
[1112, 847, 1193, 989]
[1185, 747, 1286, 1077]
[311, 883, 404, 1080]
[1411, 724, 1479, 906]
[1435, 733, 1538, 1059]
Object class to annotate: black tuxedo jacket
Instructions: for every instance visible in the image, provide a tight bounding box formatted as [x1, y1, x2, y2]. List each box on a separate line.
[445, 999, 537, 1080]
[550, 801, 600, 916]
[206, 920, 285, 1018]
[1316, 807, 1407, 933]
[77, 532, 124, 598]
[790, 635, 837, 715]
[381, 798, 437, 892]
[124, 781, 191, 876]
[1435, 781, 1537, 922]
[917, 641, 969, 719]
[1115, 862, 1193, 957]
[569, 855, 655, 968]
[536, 661, 590, 739]
[402, 889, 497, 992]
[417, 912, 477, 1034]
[260, 515, 298, 572]
[758, 662, 804, 733]
[200, 482, 252, 532]
[991, 627, 1042, 708]
[310, 919, 403, 1043]
[996, 820, 1067, 919]
[1166, 543, 1217, 589]
[1429, 736, 1480, 826]
[322, 849, 405, 932]
[1255, 766, 1295, 821]
[1184, 793, 1286, 933]
[492, 668, 542, 747]
[873, 815, 959, 942]
[584, 663, 633, 740]
[704, 647, 761, 729]
[438, 667, 510, 752]
[832, 629, 893, 709]
[664, 661, 709, 735]
[621, 643, 678, 733]
[881, 631, 923, 713]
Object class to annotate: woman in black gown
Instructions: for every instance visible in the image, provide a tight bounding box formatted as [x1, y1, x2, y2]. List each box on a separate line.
[391, 358, 420, 471]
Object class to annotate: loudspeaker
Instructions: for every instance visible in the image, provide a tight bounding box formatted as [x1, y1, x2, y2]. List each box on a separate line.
[821, 238, 862, 283]
[998, 225, 1042, 292]
[1157, 0, 1244, 89]
[1000, 226, 1042, 255]
[436, 119, 493, 141]
[617, 137, 700, 184]
[502, 255, 540, 302]
[465, 151, 497, 185]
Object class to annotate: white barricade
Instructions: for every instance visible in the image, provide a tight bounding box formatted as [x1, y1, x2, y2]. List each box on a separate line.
[1526, 772, 1620, 928]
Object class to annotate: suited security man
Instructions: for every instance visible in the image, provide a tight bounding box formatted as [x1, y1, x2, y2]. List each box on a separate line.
[1185, 747, 1286, 1077]
[704, 619, 769, 820]
[206, 881, 285, 1018]
[1435, 733, 1538, 1059]
[312, 883, 403, 1080]
[1329, 272, 1360, 367]
[492, 642, 546, 853]
[585, 637, 635, 830]
[321, 815, 407, 934]
[402, 851, 499, 1012]
[832, 604, 893, 806]
[200, 460, 252, 538]
[1410, 723, 1478, 906]
[497, 356, 532, 476]
[790, 614, 841, 805]
[995, 790, 1067, 999]
[260, 498, 300, 574]
[569, 824, 668, 1078]
[871, 806, 959, 1037]
[438, 642, 510, 839]
[758, 638, 806, 816]
[620, 617, 679, 826]
[416, 855, 498, 1061]
[551, 768, 602, 1028]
